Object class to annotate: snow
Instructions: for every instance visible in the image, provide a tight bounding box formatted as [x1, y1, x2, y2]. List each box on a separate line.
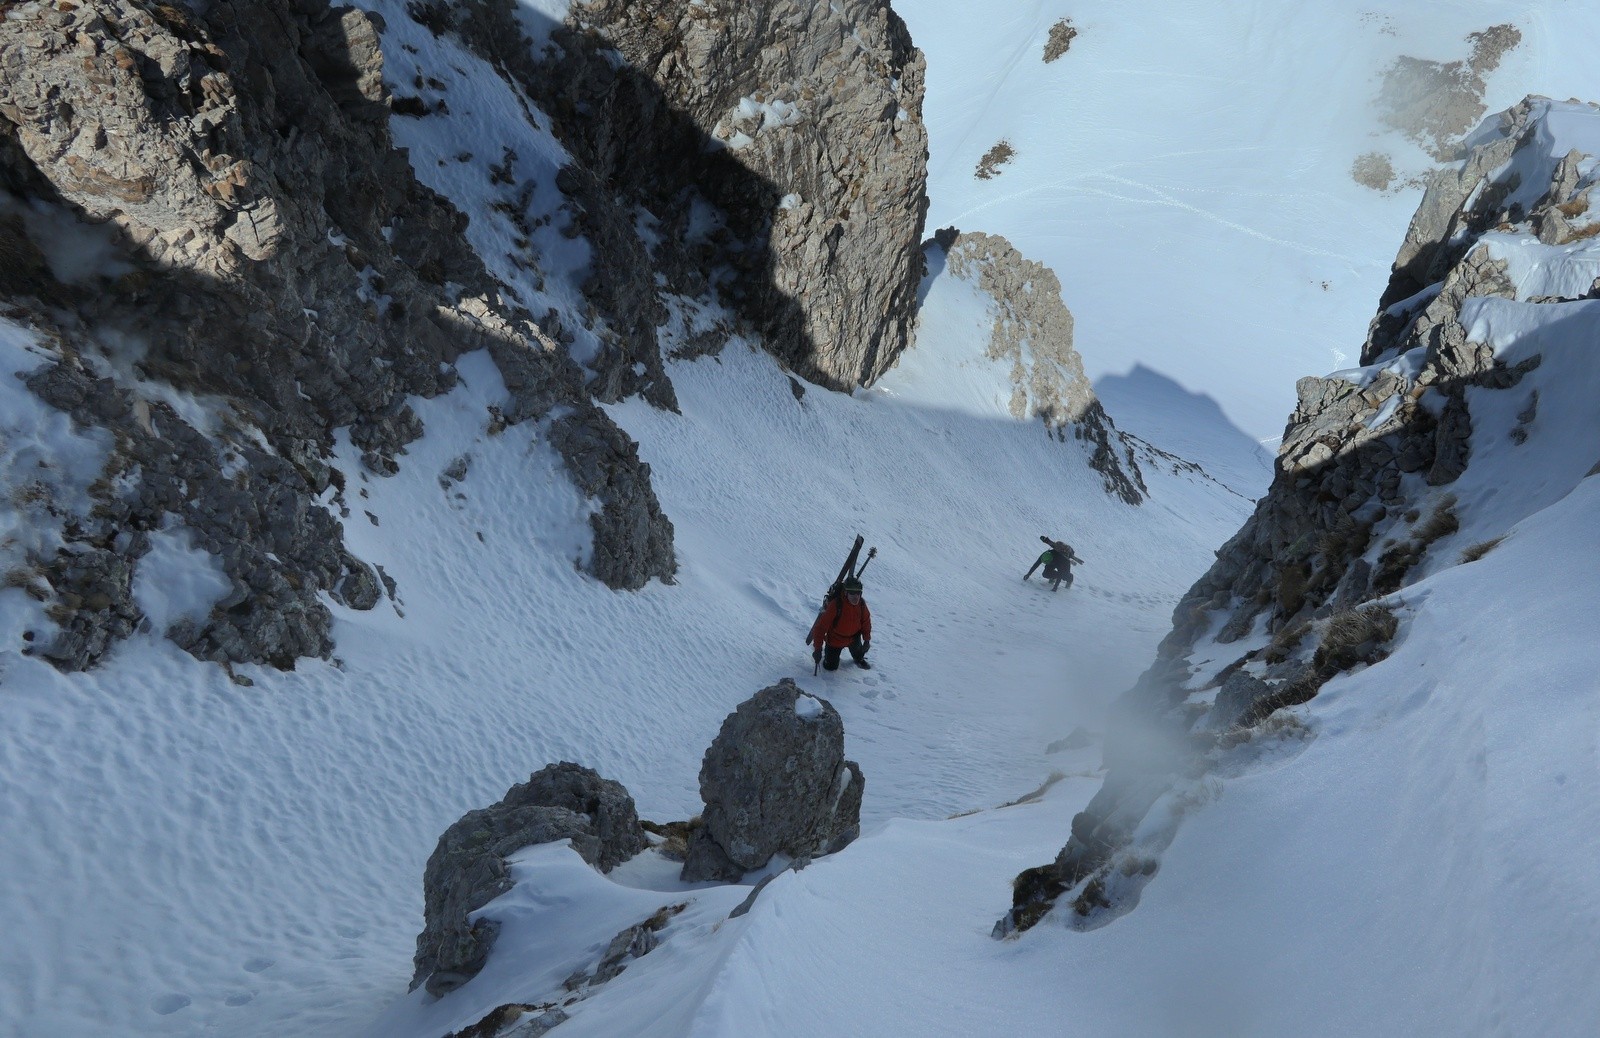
[511, 0, 572, 56]
[893, 0, 1600, 444]
[0, 257, 1240, 1038]
[0, 320, 113, 583]
[5, 4, 1600, 1038]
[2, 193, 134, 285]
[793, 693, 823, 720]
[130, 525, 233, 634]
[1480, 230, 1600, 302]
[1476, 96, 1600, 219]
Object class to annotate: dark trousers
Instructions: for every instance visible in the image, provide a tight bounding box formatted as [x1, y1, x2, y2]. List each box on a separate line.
[822, 635, 868, 670]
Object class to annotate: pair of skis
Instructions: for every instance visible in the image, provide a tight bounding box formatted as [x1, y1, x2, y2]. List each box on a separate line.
[830, 535, 875, 595]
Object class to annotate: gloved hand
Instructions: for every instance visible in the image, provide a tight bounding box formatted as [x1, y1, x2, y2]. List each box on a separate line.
[861, 640, 870, 655]
[812, 647, 822, 663]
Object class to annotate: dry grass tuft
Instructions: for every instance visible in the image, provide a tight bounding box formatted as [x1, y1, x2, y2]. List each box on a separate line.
[1459, 536, 1505, 563]
[1265, 619, 1312, 665]
[1314, 604, 1400, 673]
[1415, 495, 1460, 545]
[638, 818, 695, 862]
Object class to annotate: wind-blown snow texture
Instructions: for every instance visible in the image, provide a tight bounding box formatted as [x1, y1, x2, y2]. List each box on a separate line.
[4, 5, 1600, 1038]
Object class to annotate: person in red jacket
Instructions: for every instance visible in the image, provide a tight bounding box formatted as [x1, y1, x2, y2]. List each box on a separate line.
[808, 576, 872, 671]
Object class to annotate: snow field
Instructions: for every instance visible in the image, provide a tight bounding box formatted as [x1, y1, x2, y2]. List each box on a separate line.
[11, 3, 1600, 1036]
[0, 287, 1244, 1037]
[894, 0, 1600, 442]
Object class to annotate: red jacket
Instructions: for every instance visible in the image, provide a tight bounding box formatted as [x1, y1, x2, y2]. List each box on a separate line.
[809, 596, 871, 649]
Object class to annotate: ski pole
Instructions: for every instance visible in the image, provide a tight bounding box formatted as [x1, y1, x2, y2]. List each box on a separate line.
[854, 546, 877, 579]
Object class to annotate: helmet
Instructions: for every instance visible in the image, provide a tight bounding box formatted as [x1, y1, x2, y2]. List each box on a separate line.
[842, 577, 864, 593]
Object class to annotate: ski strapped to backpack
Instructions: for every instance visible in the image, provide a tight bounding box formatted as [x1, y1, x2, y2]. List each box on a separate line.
[1039, 534, 1084, 564]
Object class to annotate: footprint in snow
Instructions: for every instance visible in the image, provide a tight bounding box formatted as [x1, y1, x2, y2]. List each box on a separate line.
[225, 992, 255, 1007]
[243, 958, 275, 974]
[151, 994, 192, 1015]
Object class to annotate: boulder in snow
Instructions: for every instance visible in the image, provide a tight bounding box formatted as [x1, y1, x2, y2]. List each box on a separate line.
[681, 678, 863, 882]
[412, 762, 646, 997]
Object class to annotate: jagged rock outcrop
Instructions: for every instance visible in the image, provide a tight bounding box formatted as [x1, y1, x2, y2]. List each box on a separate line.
[448, 0, 929, 392]
[931, 228, 1146, 504]
[0, 0, 675, 668]
[1001, 96, 1578, 935]
[681, 678, 864, 882]
[412, 763, 646, 998]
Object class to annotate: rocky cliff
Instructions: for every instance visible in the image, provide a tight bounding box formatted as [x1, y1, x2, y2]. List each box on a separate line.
[929, 227, 1145, 504]
[446, 0, 931, 394]
[0, 0, 932, 671]
[1001, 96, 1597, 934]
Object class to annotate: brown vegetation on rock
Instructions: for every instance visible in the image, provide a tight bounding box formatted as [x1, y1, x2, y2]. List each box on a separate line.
[975, 139, 1016, 180]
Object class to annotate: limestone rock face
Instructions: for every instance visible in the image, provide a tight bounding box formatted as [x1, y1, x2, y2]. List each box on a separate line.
[935, 230, 1146, 505]
[412, 763, 645, 997]
[0, 0, 675, 667]
[682, 679, 864, 882]
[1002, 96, 1577, 936]
[455, 0, 929, 392]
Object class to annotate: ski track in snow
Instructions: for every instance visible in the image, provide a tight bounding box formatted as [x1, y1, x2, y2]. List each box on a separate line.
[947, 165, 1375, 264]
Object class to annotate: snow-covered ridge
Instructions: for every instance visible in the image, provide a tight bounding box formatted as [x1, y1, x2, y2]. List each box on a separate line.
[998, 99, 1600, 1036]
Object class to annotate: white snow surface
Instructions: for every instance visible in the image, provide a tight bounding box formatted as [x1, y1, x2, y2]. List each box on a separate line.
[0, 278, 1239, 1038]
[894, 0, 1600, 444]
[3, 6, 1600, 1038]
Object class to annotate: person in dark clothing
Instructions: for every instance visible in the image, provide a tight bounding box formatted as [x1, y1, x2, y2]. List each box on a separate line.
[808, 576, 872, 670]
[1023, 537, 1084, 592]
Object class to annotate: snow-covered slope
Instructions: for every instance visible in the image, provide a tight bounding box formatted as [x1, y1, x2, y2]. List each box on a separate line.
[0, 6, 1242, 1033]
[895, 0, 1600, 444]
[408, 95, 1600, 1038]
[0, 247, 1243, 1038]
[5, 2, 1600, 1037]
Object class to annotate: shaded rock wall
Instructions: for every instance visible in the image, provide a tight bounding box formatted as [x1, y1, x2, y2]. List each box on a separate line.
[0, 0, 676, 668]
[452, 0, 929, 392]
